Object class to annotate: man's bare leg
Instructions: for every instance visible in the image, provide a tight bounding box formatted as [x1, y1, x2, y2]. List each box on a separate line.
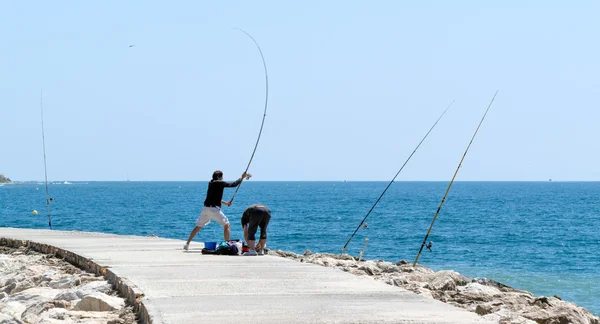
[257, 239, 267, 253]
[186, 226, 202, 244]
[247, 240, 256, 251]
[223, 223, 231, 241]
[243, 225, 249, 243]
[184, 226, 202, 250]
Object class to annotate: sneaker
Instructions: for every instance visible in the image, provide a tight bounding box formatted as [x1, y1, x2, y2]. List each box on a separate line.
[243, 250, 257, 256]
[257, 249, 265, 256]
[183, 244, 189, 251]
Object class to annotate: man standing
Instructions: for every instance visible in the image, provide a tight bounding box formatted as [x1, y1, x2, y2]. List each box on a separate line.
[183, 170, 247, 251]
[241, 204, 271, 256]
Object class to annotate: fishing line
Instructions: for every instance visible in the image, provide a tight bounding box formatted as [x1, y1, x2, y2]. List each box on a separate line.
[228, 28, 269, 204]
[40, 90, 52, 229]
[413, 90, 499, 266]
[341, 100, 455, 254]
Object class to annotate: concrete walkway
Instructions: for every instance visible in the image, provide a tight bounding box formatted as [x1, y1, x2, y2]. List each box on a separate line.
[0, 228, 495, 324]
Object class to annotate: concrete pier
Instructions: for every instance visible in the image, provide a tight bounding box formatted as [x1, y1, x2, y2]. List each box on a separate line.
[0, 228, 494, 324]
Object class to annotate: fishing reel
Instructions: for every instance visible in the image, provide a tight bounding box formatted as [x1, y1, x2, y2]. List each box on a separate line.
[245, 173, 252, 180]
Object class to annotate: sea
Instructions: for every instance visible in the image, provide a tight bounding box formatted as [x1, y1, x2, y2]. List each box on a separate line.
[1, 181, 598, 314]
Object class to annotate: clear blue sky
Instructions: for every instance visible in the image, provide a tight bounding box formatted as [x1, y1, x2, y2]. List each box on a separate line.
[2, 1, 599, 181]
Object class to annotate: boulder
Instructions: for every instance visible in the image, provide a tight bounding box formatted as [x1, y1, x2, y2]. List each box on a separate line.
[0, 312, 24, 324]
[456, 282, 502, 302]
[521, 296, 600, 324]
[3, 282, 17, 294]
[475, 303, 494, 316]
[426, 270, 469, 291]
[74, 280, 113, 298]
[54, 290, 80, 301]
[74, 292, 125, 312]
[358, 263, 380, 276]
[391, 276, 408, 286]
[483, 308, 537, 324]
[0, 301, 27, 319]
[11, 280, 34, 294]
[377, 263, 400, 273]
[49, 276, 80, 289]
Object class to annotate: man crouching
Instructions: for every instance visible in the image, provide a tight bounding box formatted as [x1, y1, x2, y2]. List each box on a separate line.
[241, 204, 271, 256]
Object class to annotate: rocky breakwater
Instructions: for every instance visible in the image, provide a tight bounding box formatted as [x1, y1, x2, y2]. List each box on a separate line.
[0, 246, 136, 324]
[274, 250, 599, 324]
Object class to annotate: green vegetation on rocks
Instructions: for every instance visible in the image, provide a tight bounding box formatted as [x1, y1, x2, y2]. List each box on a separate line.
[0, 174, 11, 183]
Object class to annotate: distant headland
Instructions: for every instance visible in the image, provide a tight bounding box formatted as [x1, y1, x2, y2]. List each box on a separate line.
[0, 173, 12, 184]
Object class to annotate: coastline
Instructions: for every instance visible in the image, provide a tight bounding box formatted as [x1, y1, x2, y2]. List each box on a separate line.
[274, 250, 599, 324]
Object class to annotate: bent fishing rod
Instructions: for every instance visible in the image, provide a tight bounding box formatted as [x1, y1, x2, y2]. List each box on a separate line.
[40, 90, 52, 229]
[341, 100, 455, 254]
[228, 28, 269, 204]
[413, 90, 499, 266]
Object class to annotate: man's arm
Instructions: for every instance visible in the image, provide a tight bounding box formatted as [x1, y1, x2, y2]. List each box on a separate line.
[222, 200, 232, 207]
[223, 172, 248, 187]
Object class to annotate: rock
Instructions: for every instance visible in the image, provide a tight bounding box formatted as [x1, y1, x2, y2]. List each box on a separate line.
[108, 319, 126, 324]
[483, 308, 537, 324]
[473, 277, 530, 294]
[3, 282, 17, 294]
[521, 296, 600, 324]
[475, 304, 494, 315]
[392, 277, 408, 286]
[426, 270, 469, 291]
[11, 280, 34, 294]
[396, 260, 410, 265]
[74, 280, 112, 298]
[38, 307, 67, 321]
[377, 263, 400, 273]
[335, 254, 357, 261]
[40, 270, 58, 282]
[74, 292, 125, 312]
[0, 291, 7, 299]
[21, 300, 57, 323]
[54, 290, 80, 301]
[78, 275, 103, 284]
[456, 282, 502, 303]
[118, 306, 137, 324]
[349, 269, 367, 276]
[49, 276, 81, 289]
[49, 300, 70, 309]
[0, 313, 24, 324]
[0, 301, 27, 320]
[303, 249, 313, 256]
[312, 260, 325, 266]
[274, 250, 298, 258]
[417, 288, 434, 299]
[10, 287, 60, 303]
[358, 263, 380, 276]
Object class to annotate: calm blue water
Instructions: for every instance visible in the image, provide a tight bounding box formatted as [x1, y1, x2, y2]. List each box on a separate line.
[1, 181, 599, 314]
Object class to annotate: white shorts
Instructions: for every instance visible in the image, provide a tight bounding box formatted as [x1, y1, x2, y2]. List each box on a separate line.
[195, 206, 230, 227]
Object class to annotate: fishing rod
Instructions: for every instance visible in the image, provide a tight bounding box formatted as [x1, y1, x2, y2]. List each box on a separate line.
[341, 100, 455, 254]
[40, 90, 52, 229]
[228, 28, 269, 204]
[413, 90, 499, 266]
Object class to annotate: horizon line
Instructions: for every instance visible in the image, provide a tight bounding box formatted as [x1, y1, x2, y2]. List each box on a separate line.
[5, 179, 599, 183]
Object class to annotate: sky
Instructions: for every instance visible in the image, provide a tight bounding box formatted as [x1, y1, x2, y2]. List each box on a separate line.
[1, 1, 599, 181]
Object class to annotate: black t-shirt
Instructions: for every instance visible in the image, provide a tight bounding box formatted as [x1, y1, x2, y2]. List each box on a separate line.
[203, 178, 242, 207]
[241, 204, 270, 226]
